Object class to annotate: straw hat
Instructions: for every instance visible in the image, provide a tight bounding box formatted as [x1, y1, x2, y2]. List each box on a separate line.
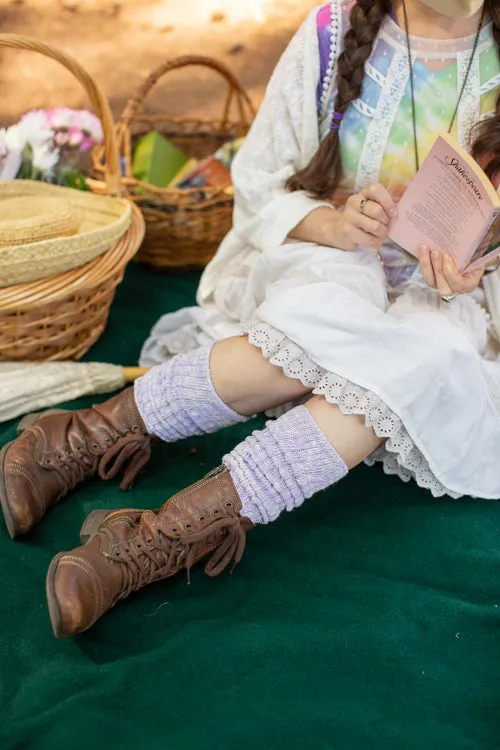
[0, 180, 132, 287]
[0, 196, 79, 247]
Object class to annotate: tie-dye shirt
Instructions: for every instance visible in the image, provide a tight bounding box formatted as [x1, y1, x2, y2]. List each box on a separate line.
[315, 1, 500, 285]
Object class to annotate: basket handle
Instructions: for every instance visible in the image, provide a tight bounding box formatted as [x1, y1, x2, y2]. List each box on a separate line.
[120, 55, 255, 132]
[0, 34, 122, 196]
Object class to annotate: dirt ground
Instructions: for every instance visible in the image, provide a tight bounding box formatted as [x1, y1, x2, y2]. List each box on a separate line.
[0, 0, 319, 125]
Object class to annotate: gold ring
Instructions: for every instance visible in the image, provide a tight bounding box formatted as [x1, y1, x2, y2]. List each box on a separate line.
[360, 198, 367, 213]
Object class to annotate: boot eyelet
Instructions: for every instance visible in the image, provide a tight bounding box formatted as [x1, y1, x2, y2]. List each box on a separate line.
[171, 528, 178, 534]
[213, 510, 219, 515]
[104, 437, 112, 446]
[225, 502, 233, 508]
[185, 524, 192, 530]
[92, 443, 99, 450]
[199, 516, 205, 522]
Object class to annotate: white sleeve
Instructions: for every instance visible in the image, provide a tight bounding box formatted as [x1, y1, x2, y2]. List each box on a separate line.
[230, 7, 335, 252]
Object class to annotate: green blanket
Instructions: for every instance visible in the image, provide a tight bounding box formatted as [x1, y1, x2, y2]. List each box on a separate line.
[1, 265, 499, 750]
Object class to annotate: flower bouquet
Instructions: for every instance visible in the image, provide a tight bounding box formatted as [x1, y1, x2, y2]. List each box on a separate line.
[0, 107, 103, 190]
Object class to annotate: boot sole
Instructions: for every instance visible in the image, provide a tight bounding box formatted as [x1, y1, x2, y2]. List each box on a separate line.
[79, 507, 147, 545]
[46, 552, 68, 638]
[0, 409, 69, 539]
[80, 509, 112, 544]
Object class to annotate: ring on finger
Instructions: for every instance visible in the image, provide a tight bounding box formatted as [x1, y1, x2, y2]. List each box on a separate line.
[360, 198, 367, 213]
[440, 293, 458, 303]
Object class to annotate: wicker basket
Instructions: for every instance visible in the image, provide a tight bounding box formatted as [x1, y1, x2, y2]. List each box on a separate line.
[0, 34, 145, 362]
[92, 55, 255, 271]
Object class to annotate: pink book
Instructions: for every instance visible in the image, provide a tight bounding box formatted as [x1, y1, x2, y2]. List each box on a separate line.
[387, 133, 500, 272]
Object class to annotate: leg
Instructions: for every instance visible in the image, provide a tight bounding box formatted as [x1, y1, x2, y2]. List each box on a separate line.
[224, 396, 381, 525]
[209, 336, 311, 416]
[47, 395, 382, 637]
[0, 337, 309, 538]
[135, 336, 311, 440]
[306, 395, 381, 469]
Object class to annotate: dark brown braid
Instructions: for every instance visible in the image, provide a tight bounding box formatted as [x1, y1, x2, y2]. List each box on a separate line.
[286, 0, 392, 199]
[471, 0, 500, 182]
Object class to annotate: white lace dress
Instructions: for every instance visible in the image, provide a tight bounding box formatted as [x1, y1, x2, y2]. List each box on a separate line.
[143, 2, 500, 499]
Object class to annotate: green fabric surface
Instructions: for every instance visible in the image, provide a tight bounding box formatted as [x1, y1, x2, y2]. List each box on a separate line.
[1, 264, 500, 750]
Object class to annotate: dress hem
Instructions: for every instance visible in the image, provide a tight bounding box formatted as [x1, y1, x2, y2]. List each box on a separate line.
[246, 321, 466, 499]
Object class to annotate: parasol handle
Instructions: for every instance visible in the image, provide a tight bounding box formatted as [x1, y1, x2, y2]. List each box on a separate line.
[123, 367, 149, 382]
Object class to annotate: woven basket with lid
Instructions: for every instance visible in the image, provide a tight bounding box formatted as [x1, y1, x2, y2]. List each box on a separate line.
[92, 55, 255, 271]
[0, 34, 145, 362]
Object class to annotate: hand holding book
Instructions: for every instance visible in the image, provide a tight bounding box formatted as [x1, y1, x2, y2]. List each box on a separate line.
[387, 133, 500, 273]
[417, 244, 485, 299]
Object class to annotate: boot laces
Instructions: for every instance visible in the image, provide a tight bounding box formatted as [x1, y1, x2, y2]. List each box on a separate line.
[109, 510, 248, 601]
[98, 431, 152, 490]
[54, 430, 151, 493]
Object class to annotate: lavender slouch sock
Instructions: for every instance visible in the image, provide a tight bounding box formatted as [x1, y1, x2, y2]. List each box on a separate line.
[223, 405, 348, 525]
[134, 344, 247, 441]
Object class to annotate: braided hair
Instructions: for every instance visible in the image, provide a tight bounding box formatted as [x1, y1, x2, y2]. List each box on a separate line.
[287, 0, 392, 199]
[288, 0, 500, 199]
[471, 0, 500, 181]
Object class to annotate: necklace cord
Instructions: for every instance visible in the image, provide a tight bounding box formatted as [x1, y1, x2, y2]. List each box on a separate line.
[401, 1, 486, 173]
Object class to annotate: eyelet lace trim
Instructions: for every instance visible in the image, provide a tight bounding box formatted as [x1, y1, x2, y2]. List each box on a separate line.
[247, 322, 461, 499]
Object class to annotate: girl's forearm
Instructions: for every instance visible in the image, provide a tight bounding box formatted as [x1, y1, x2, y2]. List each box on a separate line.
[288, 206, 340, 246]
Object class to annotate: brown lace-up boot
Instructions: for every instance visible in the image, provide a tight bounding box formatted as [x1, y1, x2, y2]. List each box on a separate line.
[0, 388, 152, 539]
[46, 466, 254, 638]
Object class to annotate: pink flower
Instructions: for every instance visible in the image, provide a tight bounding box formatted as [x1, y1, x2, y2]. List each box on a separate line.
[80, 136, 94, 153]
[46, 107, 73, 130]
[54, 130, 70, 147]
[67, 127, 84, 148]
[74, 110, 103, 143]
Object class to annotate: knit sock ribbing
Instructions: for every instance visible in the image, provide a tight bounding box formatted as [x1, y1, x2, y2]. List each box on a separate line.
[223, 405, 348, 525]
[134, 344, 247, 441]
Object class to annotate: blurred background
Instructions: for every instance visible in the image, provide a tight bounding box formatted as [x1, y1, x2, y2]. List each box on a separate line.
[0, 0, 319, 121]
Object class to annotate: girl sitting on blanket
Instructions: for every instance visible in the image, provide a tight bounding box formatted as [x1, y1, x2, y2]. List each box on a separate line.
[2, 0, 500, 638]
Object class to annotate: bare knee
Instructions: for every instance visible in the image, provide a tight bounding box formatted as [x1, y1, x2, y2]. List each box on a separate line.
[210, 336, 311, 416]
[306, 395, 382, 469]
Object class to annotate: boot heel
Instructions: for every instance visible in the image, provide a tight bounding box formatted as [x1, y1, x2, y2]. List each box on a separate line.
[17, 409, 68, 436]
[80, 510, 110, 544]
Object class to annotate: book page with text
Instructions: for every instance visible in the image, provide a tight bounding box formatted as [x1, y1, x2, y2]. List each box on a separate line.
[388, 135, 499, 269]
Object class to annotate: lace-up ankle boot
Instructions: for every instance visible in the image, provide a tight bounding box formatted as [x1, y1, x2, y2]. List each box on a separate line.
[46, 466, 253, 637]
[0, 388, 152, 538]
